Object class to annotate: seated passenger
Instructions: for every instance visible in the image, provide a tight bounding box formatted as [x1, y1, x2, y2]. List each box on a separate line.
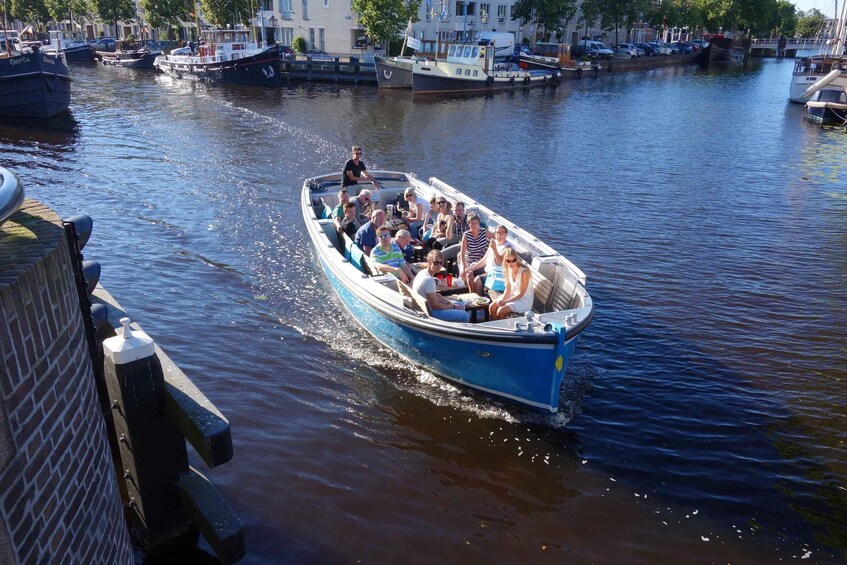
[412, 250, 470, 323]
[393, 229, 416, 263]
[489, 248, 535, 320]
[371, 226, 415, 284]
[472, 224, 512, 294]
[402, 188, 428, 237]
[331, 188, 350, 230]
[354, 209, 385, 256]
[338, 201, 362, 239]
[459, 213, 491, 290]
[436, 200, 469, 249]
[418, 195, 438, 238]
[353, 189, 373, 225]
[426, 198, 453, 249]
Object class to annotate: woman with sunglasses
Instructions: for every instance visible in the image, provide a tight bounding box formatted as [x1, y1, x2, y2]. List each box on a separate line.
[489, 247, 535, 320]
[342, 145, 380, 191]
[412, 250, 470, 323]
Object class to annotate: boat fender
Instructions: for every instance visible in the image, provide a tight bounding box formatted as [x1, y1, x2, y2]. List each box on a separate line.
[509, 77, 515, 86]
[486, 76, 494, 87]
[544, 74, 551, 84]
[576, 67, 582, 79]
[524, 76, 530, 85]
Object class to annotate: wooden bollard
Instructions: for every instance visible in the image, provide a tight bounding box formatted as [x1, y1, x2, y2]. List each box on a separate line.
[102, 317, 193, 552]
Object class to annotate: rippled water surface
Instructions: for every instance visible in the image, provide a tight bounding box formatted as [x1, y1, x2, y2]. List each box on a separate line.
[3, 59, 846, 563]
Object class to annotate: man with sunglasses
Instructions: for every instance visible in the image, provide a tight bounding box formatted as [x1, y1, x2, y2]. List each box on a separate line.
[342, 145, 380, 191]
[371, 226, 415, 284]
[412, 250, 469, 323]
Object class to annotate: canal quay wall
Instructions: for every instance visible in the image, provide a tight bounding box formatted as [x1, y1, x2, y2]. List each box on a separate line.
[1, 196, 244, 563]
[602, 52, 703, 73]
[0, 200, 132, 563]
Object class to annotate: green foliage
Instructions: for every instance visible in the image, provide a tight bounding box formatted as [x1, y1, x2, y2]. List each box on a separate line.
[511, 0, 578, 40]
[91, 0, 135, 26]
[139, 0, 189, 29]
[352, 0, 420, 48]
[200, 0, 250, 28]
[10, 0, 49, 22]
[771, 0, 797, 37]
[796, 8, 826, 38]
[292, 35, 306, 52]
[43, 0, 91, 23]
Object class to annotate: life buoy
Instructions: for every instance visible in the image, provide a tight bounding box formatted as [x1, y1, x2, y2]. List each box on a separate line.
[486, 76, 494, 87]
[509, 77, 515, 86]
[524, 76, 530, 84]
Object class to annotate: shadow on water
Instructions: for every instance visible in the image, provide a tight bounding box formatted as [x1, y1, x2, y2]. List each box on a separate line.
[0, 111, 79, 146]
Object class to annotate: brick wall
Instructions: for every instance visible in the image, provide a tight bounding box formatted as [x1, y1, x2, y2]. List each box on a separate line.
[0, 200, 132, 564]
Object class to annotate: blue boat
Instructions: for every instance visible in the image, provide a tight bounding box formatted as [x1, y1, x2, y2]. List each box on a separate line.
[302, 171, 593, 412]
[0, 46, 71, 118]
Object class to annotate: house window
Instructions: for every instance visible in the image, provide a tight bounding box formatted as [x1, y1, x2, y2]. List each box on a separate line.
[303, 0, 309, 19]
[467, 2, 475, 15]
[497, 4, 505, 23]
[480, 3, 489, 19]
[263, 0, 272, 10]
[281, 0, 292, 17]
[509, 4, 515, 19]
[280, 27, 293, 44]
[319, 28, 325, 50]
[309, 27, 315, 48]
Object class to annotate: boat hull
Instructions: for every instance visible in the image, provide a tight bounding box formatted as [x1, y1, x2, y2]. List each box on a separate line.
[789, 56, 847, 103]
[374, 56, 413, 88]
[0, 50, 71, 118]
[102, 51, 161, 69]
[154, 45, 281, 86]
[45, 43, 95, 63]
[412, 67, 559, 94]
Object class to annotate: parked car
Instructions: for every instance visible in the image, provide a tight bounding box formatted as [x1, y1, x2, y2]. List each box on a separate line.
[635, 42, 659, 56]
[574, 40, 614, 59]
[647, 42, 672, 55]
[147, 40, 180, 53]
[615, 43, 638, 58]
[671, 41, 694, 53]
[90, 37, 116, 52]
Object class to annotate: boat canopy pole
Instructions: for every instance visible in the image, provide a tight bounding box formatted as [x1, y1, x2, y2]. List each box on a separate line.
[1, 0, 11, 57]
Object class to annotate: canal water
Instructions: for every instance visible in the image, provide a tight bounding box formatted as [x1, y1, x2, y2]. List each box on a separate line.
[3, 58, 846, 563]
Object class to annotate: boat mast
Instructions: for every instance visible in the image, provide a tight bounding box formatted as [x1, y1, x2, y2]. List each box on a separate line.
[1, 0, 11, 56]
[834, 0, 847, 56]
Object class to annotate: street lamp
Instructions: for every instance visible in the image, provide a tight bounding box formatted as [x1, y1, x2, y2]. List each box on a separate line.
[268, 14, 276, 44]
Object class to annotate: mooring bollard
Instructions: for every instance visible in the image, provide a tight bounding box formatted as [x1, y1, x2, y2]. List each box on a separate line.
[102, 317, 194, 551]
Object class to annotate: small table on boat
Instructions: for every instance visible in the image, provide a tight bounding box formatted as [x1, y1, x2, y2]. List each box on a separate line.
[449, 292, 491, 322]
[385, 219, 408, 234]
[434, 277, 467, 296]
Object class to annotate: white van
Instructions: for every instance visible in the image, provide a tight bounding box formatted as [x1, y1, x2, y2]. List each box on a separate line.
[579, 40, 614, 59]
[477, 31, 515, 62]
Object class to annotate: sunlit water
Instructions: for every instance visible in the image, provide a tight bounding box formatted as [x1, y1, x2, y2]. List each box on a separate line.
[3, 59, 846, 563]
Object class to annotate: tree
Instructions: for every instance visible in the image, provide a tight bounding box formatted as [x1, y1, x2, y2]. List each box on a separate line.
[10, 0, 49, 23]
[511, 0, 578, 41]
[91, 0, 136, 33]
[795, 8, 826, 38]
[44, 0, 92, 25]
[139, 0, 189, 30]
[292, 35, 306, 52]
[352, 0, 420, 52]
[771, 0, 796, 37]
[200, 0, 250, 28]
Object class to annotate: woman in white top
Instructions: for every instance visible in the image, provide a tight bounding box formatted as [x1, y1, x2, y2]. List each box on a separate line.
[472, 224, 511, 294]
[489, 247, 535, 320]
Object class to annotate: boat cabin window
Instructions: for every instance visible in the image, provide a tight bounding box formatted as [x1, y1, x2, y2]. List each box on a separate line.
[462, 46, 472, 57]
[471, 47, 479, 58]
[448, 45, 457, 57]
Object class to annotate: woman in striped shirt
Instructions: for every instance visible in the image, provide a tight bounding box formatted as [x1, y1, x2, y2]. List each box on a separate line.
[459, 213, 491, 290]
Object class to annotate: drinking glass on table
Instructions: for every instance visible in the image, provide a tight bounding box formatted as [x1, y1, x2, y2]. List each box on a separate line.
[386, 204, 395, 218]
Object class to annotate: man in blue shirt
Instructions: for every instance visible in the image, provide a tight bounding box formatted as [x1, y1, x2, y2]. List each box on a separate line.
[354, 209, 385, 256]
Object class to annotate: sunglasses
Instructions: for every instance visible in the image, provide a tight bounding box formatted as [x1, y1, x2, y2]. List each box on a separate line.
[505, 258, 517, 263]
[431, 260, 444, 265]
[379, 234, 391, 239]
[437, 201, 447, 205]
[354, 152, 362, 155]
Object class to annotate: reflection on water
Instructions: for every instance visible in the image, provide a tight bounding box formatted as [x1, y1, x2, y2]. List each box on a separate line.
[3, 60, 847, 563]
